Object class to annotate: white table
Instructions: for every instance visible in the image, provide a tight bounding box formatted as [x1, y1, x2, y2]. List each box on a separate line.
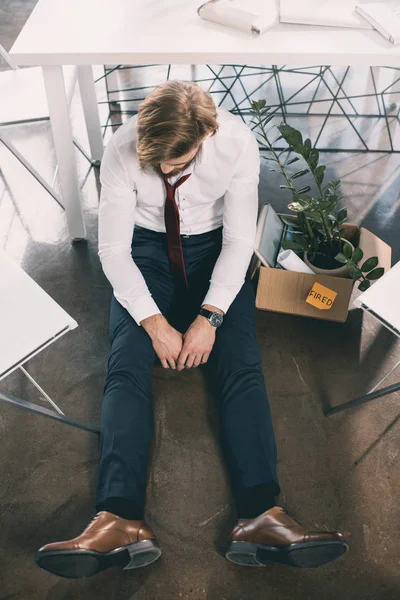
[326, 261, 400, 415]
[0, 250, 100, 434]
[9, 0, 400, 241]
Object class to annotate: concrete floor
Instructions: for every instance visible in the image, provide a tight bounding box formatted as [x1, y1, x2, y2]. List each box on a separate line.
[0, 2, 399, 599]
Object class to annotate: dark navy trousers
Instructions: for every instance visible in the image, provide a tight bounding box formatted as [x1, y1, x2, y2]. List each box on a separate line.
[95, 225, 280, 517]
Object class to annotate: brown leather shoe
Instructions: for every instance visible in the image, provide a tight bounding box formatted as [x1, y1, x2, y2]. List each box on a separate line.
[226, 506, 349, 568]
[36, 511, 161, 578]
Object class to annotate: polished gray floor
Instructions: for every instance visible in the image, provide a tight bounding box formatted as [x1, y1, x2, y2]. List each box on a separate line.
[0, 2, 399, 599]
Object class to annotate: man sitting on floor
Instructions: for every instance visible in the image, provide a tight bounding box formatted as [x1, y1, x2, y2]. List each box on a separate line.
[36, 80, 349, 578]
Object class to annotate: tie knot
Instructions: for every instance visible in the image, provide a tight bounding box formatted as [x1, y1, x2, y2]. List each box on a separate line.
[163, 173, 191, 194]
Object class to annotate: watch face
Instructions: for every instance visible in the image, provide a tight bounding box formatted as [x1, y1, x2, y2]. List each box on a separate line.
[210, 313, 223, 327]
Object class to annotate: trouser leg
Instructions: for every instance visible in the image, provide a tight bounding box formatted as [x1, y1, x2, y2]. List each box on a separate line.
[95, 227, 175, 518]
[181, 230, 281, 517]
[203, 278, 281, 515]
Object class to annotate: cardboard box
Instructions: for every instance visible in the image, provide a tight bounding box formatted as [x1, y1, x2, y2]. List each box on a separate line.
[255, 224, 392, 323]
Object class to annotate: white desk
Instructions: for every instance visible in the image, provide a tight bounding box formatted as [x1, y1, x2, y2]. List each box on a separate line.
[327, 261, 400, 415]
[0, 250, 100, 433]
[9, 0, 400, 240]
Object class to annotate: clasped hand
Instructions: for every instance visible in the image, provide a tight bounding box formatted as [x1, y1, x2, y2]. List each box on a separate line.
[176, 315, 216, 370]
[148, 314, 216, 370]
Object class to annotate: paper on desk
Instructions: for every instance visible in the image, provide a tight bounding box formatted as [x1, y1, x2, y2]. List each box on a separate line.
[355, 2, 400, 44]
[277, 249, 315, 274]
[197, 0, 278, 35]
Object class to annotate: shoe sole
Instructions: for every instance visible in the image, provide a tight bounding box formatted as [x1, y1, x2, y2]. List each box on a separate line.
[36, 540, 161, 579]
[225, 539, 349, 568]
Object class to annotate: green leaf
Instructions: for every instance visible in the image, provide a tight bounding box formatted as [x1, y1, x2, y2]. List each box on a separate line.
[314, 165, 326, 185]
[308, 149, 319, 170]
[292, 145, 304, 154]
[279, 185, 292, 190]
[335, 252, 347, 264]
[324, 180, 340, 194]
[337, 207, 347, 223]
[360, 256, 378, 272]
[290, 169, 310, 180]
[292, 233, 310, 250]
[320, 194, 336, 207]
[278, 124, 303, 149]
[352, 247, 364, 264]
[280, 240, 304, 252]
[358, 279, 371, 292]
[347, 264, 362, 279]
[297, 185, 312, 194]
[288, 202, 307, 212]
[273, 134, 284, 144]
[343, 242, 353, 259]
[303, 138, 312, 159]
[308, 213, 323, 224]
[285, 157, 300, 166]
[297, 211, 305, 223]
[366, 267, 385, 280]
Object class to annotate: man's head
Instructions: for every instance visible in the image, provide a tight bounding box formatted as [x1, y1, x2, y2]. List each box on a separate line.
[136, 80, 219, 176]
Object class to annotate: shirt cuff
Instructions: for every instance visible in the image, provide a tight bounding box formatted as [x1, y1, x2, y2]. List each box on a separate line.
[202, 286, 237, 315]
[117, 293, 161, 326]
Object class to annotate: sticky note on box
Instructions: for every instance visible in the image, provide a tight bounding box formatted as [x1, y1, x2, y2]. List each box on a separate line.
[306, 282, 337, 310]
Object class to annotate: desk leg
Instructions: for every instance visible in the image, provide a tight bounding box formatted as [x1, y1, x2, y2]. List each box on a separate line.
[105, 65, 122, 103]
[325, 381, 400, 416]
[77, 65, 104, 165]
[42, 65, 87, 241]
[325, 357, 400, 415]
[0, 389, 100, 435]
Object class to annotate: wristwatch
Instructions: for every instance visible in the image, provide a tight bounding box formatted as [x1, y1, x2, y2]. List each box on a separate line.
[199, 308, 224, 328]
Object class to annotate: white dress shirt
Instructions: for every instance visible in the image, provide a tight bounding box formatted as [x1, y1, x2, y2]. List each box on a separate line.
[98, 106, 260, 326]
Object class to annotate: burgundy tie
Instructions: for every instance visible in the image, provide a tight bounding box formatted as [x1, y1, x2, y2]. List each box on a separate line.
[163, 173, 191, 290]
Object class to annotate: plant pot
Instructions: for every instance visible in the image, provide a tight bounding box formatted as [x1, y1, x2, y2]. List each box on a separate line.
[304, 240, 354, 278]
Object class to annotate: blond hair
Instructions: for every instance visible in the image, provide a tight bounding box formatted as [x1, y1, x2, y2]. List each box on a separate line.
[136, 80, 219, 170]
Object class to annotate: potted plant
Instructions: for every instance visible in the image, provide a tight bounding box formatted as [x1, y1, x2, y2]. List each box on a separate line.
[250, 99, 384, 291]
